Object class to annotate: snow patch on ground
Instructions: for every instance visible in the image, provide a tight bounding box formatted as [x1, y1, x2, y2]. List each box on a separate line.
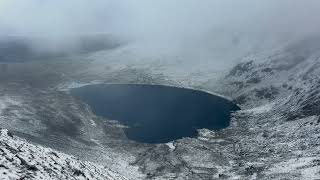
[0, 96, 20, 114]
[58, 80, 102, 91]
[242, 102, 275, 114]
[266, 157, 320, 179]
[89, 118, 97, 127]
[165, 142, 176, 151]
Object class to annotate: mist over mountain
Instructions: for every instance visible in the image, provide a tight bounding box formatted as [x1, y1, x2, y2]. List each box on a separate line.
[1, 1, 320, 179]
[1, 0, 320, 60]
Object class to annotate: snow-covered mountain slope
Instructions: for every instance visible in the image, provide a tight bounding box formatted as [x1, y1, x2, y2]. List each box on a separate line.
[205, 36, 320, 179]
[122, 36, 320, 179]
[0, 35, 320, 179]
[0, 129, 127, 180]
[214, 36, 320, 116]
[0, 83, 146, 179]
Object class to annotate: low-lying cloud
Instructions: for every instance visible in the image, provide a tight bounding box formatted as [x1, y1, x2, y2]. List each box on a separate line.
[0, 0, 320, 55]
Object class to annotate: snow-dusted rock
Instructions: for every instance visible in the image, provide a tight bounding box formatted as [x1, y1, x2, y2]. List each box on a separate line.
[0, 129, 127, 180]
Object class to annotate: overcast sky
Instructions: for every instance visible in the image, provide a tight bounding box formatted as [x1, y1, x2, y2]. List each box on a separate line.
[0, 0, 320, 50]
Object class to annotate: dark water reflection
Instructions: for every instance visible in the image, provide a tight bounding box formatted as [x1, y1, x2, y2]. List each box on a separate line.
[71, 84, 240, 143]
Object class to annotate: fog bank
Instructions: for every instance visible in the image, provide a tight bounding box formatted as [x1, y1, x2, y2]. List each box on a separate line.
[1, 0, 320, 60]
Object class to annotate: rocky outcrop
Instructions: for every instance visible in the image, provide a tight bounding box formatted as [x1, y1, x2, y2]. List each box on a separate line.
[0, 129, 127, 180]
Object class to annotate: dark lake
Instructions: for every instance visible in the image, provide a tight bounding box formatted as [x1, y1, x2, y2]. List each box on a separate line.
[70, 84, 240, 143]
